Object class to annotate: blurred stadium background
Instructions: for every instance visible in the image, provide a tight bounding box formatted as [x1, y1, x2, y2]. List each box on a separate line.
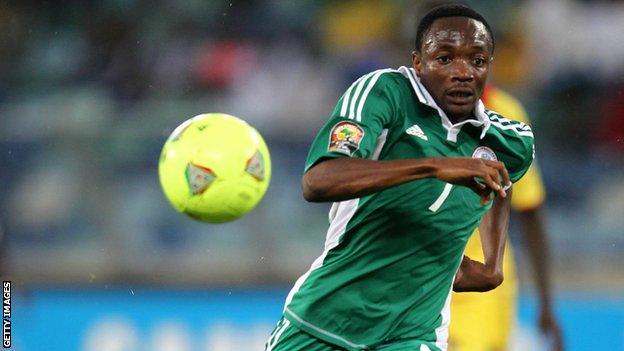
[0, 0, 623, 350]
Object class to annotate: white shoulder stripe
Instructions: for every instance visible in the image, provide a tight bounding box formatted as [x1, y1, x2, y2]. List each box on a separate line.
[356, 69, 395, 122]
[339, 74, 368, 117]
[489, 118, 531, 130]
[338, 69, 397, 120]
[348, 73, 372, 119]
[488, 114, 531, 130]
[490, 120, 534, 137]
[518, 131, 534, 137]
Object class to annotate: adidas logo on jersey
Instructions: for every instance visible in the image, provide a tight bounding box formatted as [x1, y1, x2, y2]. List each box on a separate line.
[406, 124, 428, 141]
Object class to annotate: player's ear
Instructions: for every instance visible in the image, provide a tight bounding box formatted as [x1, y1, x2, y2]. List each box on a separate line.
[412, 51, 423, 76]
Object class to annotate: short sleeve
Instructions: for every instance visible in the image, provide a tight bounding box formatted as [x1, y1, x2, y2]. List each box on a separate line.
[508, 128, 534, 183]
[305, 70, 397, 172]
[484, 112, 535, 183]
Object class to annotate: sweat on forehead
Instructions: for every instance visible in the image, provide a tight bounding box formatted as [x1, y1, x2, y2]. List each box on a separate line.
[423, 17, 493, 51]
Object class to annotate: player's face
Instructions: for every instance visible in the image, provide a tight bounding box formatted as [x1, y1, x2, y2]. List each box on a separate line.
[413, 17, 493, 122]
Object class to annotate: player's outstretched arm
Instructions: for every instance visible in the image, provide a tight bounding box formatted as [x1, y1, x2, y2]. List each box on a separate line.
[302, 157, 510, 203]
[519, 207, 564, 351]
[453, 188, 512, 292]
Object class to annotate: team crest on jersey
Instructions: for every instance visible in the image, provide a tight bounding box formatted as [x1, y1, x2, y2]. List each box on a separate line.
[472, 146, 497, 161]
[328, 121, 364, 156]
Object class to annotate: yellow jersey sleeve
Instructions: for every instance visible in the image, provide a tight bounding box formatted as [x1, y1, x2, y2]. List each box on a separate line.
[511, 160, 545, 211]
[484, 86, 546, 211]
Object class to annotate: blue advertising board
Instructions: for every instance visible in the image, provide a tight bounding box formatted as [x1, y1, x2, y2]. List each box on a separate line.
[6, 287, 624, 351]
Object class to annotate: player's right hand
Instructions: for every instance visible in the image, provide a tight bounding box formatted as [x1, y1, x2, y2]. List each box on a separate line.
[431, 157, 511, 200]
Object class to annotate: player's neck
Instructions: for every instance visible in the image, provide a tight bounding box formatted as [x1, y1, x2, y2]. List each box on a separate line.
[447, 111, 475, 124]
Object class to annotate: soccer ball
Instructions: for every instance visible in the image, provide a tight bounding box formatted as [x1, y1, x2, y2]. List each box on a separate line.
[158, 113, 271, 223]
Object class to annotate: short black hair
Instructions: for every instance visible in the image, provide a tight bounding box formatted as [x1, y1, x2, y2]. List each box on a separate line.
[414, 4, 494, 53]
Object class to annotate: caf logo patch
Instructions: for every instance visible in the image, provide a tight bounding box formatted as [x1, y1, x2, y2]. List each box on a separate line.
[328, 121, 364, 156]
[472, 146, 497, 161]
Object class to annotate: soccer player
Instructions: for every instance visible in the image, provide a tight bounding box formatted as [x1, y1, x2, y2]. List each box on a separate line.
[449, 85, 563, 351]
[266, 5, 535, 351]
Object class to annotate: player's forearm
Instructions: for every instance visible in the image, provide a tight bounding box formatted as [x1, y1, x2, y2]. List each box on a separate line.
[520, 207, 554, 309]
[453, 255, 503, 292]
[455, 189, 511, 292]
[302, 157, 438, 202]
[478, 188, 512, 275]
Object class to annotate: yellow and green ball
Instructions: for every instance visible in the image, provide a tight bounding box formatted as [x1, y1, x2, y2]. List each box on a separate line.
[158, 113, 271, 223]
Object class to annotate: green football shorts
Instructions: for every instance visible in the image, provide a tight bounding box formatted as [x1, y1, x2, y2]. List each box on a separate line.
[264, 317, 346, 351]
[265, 317, 442, 351]
[265, 318, 345, 351]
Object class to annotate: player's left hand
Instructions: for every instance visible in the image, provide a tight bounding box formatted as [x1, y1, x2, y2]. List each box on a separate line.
[539, 307, 564, 351]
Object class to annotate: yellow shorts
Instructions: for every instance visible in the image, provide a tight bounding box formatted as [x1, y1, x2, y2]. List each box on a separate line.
[449, 241, 518, 351]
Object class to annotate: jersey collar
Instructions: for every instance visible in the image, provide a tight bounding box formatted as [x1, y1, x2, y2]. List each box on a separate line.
[398, 66, 491, 142]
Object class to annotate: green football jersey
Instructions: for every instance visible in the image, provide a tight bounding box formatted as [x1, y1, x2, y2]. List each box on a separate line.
[283, 67, 534, 350]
